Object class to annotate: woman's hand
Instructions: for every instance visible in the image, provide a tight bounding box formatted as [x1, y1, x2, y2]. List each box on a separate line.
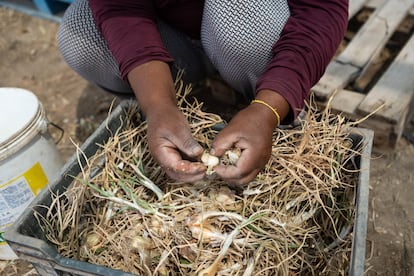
[128, 61, 206, 182]
[211, 105, 274, 186]
[145, 103, 206, 182]
[211, 90, 290, 186]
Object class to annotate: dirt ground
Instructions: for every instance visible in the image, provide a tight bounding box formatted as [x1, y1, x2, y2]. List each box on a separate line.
[0, 6, 413, 276]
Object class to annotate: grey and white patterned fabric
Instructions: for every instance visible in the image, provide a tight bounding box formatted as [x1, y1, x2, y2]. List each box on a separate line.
[57, 0, 132, 93]
[202, 0, 290, 99]
[57, 0, 290, 98]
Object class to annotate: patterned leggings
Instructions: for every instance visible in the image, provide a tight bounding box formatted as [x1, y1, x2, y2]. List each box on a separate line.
[57, 0, 290, 99]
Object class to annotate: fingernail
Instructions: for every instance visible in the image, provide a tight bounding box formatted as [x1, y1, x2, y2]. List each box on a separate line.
[193, 145, 203, 155]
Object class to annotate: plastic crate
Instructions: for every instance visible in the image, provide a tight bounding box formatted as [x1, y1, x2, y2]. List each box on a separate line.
[4, 100, 374, 276]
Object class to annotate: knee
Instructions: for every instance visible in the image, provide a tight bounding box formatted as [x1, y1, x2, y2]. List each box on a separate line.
[57, 18, 78, 67]
[57, 0, 99, 72]
[57, 0, 131, 93]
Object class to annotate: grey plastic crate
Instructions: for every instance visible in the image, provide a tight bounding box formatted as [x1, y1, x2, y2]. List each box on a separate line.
[4, 100, 374, 276]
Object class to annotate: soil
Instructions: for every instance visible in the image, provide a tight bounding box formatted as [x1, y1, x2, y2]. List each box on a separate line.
[0, 6, 413, 276]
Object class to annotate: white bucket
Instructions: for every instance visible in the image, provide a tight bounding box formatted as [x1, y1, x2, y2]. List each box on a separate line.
[0, 88, 64, 260]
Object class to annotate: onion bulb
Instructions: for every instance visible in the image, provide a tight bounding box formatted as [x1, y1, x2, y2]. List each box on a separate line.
[201, 151, 219, 175]
[85, 232, 101, 249]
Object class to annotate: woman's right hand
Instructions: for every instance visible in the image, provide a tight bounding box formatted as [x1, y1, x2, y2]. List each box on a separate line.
[128, 61, 206, 182]
[145, 102, 206, 182]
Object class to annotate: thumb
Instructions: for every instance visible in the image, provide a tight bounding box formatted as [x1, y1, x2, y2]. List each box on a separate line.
[211, 132, 237, 157]
[177, 135, 204, 159]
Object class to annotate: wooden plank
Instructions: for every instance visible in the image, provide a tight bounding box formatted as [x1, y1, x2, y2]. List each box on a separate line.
[316, 89, 401, 149]
[349, 0, 369, 19]
[365, 0, 385, 9]
[316, 87, 410, 148]
[329, 89, 366, 115]
[338, 0, 414, 66]
[357, 34, 414, 123]
[313, 0, 414, 100]
[359, 118, 398, 149]
[312, 62, 360, 101]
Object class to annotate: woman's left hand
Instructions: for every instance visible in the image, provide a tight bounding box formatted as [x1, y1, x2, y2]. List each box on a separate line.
[210, 102, 277, 186]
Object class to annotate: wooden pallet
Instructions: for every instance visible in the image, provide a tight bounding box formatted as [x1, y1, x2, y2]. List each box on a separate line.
[313, 0, 414, 149]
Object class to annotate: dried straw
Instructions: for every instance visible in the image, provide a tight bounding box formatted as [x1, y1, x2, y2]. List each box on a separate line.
[35, 81, 363, 276]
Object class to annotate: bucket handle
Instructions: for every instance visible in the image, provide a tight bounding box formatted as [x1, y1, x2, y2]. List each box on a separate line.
[49, 122, 65, 144]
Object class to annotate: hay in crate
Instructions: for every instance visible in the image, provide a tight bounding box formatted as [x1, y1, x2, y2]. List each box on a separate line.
[36, 82, 362, 275]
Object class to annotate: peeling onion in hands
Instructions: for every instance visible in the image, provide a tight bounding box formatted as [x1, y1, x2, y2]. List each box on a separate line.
[201, 148, 242, 176]
[201, 152, 219, 167]
[224, 147, 241, 165]
[201, 151, 219, 175]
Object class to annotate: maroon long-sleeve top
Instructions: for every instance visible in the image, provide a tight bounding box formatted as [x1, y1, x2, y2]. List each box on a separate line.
[88, 0, 348, 119]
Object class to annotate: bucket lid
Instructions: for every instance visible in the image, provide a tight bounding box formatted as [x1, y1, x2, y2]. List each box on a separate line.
[0, 88, 40, 144]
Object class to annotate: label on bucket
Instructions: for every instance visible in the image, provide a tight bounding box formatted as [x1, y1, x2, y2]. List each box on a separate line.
[0, 162, 48, 231]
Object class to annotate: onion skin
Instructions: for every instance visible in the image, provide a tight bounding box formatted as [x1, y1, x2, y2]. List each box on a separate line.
[201, 152, 219, 175]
